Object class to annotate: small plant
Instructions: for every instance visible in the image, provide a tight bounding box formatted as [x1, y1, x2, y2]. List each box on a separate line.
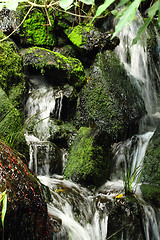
[0, 190, 7, 239]
[122, 159, 143, 196]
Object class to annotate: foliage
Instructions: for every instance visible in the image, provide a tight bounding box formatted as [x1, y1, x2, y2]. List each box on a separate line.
[0, 0, 159, 44]
[0, 190, 7, 230]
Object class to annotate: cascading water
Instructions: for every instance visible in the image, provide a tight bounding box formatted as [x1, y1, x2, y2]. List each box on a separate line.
[25, 76, 64, 175]
[24, 13, 160, 240]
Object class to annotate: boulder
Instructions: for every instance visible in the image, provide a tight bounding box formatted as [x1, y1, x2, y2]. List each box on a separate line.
[76, 51, 146, 140]
[64, 127, 112, 187]
[21, 47, 86, 90]
[0, 141, 49, 239]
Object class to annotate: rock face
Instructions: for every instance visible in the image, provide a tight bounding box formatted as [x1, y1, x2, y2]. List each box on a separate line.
[76, 51, 146, 140]
[0, 141, 49, 239]
[64, 127, 112, 187]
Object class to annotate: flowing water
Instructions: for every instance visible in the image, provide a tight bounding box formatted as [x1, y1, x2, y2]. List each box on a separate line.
[24, 14, 160, 240]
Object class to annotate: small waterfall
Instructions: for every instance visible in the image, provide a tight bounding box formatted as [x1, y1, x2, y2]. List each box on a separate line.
[143, 205, 160, 240]
[39, 176, 109, 240]
[114, 12, 158, 117]
[24, 76, 64, 175]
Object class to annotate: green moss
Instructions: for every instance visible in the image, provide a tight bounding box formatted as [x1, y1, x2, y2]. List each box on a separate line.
[67, 24, 93, 47]
[0, 88, 22, 137]
[141, 184, 160, 207]
[22, 47, 86, 88]
[76, 51, 145, 140]
[142, 125, 160, 185]
[0, 31, 25, 93]
[19, 7, 55, 47]
[8, 82, 26, 109]
[64, 127, 110, 187]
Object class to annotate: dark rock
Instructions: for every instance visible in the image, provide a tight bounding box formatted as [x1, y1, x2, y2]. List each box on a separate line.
[76, 51, 146, 141]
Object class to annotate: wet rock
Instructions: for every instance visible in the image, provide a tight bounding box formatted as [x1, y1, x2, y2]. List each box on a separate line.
[0, 141, 49, 239]
[107, 196, 145, 240]
[76, 51, 146, 141]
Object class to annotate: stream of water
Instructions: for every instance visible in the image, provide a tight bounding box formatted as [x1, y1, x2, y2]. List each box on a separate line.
[24, 14, 160, 240]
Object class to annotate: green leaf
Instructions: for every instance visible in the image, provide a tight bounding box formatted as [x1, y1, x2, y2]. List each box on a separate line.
[116, 0, 130, 9]
[1, 191, 7, 229]
[132, 1, 159, 44]
[132, 18, 151, 45]
[148, 0, 159, 18]
[111, 0, 141, 39]
[80, 0, 95, 5]
[59, 0, 74, 10]
[92, 0, 116, 22]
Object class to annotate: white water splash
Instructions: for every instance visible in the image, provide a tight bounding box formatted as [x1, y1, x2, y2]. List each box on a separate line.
[39, 176, 109, 240]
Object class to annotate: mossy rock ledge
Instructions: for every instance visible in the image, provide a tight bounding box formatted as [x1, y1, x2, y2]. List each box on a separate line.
[64, 127, 112, 187]
[142, 124, 160, 185]
[0, 141, 51, 239]
[21, 47, 86, 89]
[76, 51, 146, 140]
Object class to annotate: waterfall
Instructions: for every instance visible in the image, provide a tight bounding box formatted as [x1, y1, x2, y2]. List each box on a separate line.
[24, 76, 64, 175]
[23, 12, 160, 240]
[39, 176, 108, 240]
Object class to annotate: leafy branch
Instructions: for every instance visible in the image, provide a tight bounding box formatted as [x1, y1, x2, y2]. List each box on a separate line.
[0, 0, 159, 44]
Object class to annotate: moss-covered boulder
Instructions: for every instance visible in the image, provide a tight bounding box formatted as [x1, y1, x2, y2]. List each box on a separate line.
[64, 127, 112, 187]
[76, 51, 146, 140]
[0, 87, 29, 156]
[0, 87, 21, 137]
[0, 141, 50, 239]
[21, 47, 86, 89]
[0, 31, 26, 94]
[142, 124, 160, 185]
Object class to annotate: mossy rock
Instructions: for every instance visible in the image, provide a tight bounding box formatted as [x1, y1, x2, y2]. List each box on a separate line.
[22, 47, 86, 89]
[0, 87, 29, 157]
[0, 31, 26, 94]
[49, 121, 77, 148]
[141, 184, 160, 208]
[142, 125, 160, 185]
[67, 24, 118, 52]
[64, 127, 111, 187]
[18, 6, 55, 47]
[0, 87, 22, 137]
[76, 51, 146, 140]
